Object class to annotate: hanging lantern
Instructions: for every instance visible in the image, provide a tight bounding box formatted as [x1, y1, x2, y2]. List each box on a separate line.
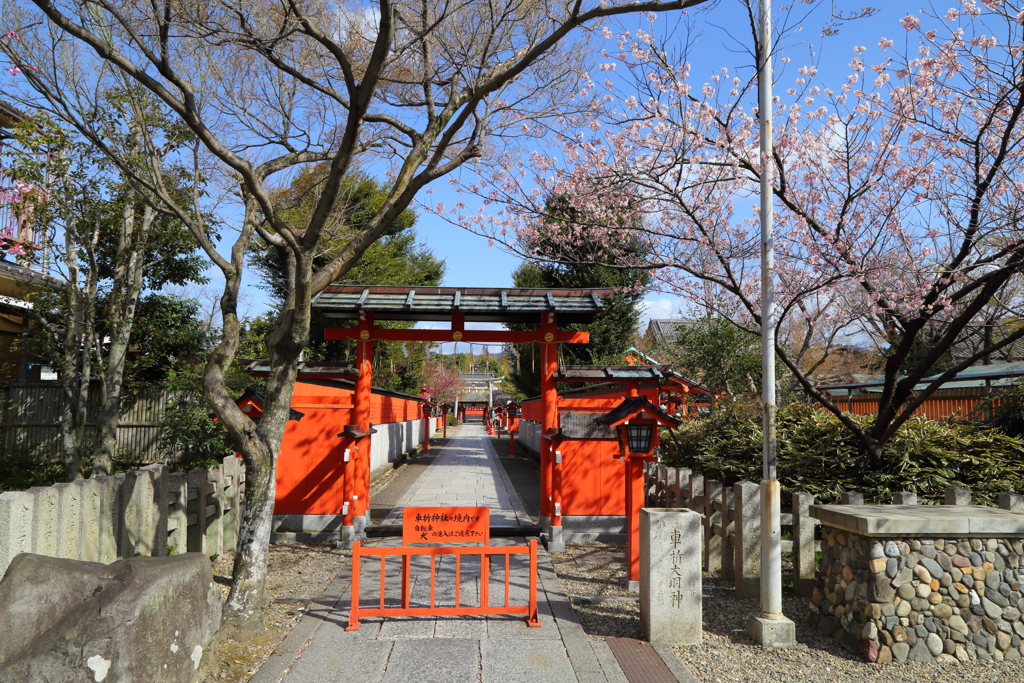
[624, 422, 654, 454]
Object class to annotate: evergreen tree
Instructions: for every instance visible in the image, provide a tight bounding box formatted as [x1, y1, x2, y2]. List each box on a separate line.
[505, 194, 650, 397]
[247, 168, 445, 395]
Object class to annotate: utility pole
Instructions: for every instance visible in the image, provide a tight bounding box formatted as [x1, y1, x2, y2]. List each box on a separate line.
[748, 0, 796, 648]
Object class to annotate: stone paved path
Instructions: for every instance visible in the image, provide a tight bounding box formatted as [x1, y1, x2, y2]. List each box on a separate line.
[253, 423, 697, 683]
[380, 423, 530, 528]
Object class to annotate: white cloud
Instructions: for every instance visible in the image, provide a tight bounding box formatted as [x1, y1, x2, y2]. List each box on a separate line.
[640, 296, 686, 326]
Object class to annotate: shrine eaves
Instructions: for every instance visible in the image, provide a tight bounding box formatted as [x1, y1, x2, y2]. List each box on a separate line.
[312, 285, 615, 325]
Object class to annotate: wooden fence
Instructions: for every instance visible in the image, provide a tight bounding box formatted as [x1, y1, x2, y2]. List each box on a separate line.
[828, 388, 990, 421]
[643, 463, 1024, 599]
[2, 381, 178, 461]
[0, 458, 245, 578]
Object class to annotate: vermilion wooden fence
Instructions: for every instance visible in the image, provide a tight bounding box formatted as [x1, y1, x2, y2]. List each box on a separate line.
[829, 388, 992, 421]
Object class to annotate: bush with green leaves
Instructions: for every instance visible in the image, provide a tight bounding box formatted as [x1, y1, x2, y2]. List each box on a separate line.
[985, 379, 1024, 439]
[662, 401, 1024, 506]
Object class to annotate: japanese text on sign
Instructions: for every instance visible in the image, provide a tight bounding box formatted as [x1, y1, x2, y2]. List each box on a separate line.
[402, 506, 490, 545]
[669, 526, 684, 608]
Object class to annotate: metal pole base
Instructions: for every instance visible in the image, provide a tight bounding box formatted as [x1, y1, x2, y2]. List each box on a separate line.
[748, 613, 796, 648]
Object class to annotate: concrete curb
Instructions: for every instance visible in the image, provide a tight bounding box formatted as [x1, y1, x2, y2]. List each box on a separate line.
[535, 544, 625, 683]
[249, 556, 353, 683]
[653, 644, 701, 683]
[484, 433, 533, 527]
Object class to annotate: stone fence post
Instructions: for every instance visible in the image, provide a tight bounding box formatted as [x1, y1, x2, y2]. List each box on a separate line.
[167, 472, 187, 554]
[704, 480, 723, 574]
[792, 492, 816, 597]
[673, 468, 691, 508]
[187, 468, 208, 555]
[892, 491, 917, 504]
[1000, 492, 1024, 513]
[944, 487, 971, 505]
[841, 491, 864, 505]
[640, 507, 702, 646]
[734, 481, 760, 599]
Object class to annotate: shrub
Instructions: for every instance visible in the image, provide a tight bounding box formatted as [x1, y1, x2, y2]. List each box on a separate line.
[662, 401, 1024, 506]
[985, 380, 1024, 439]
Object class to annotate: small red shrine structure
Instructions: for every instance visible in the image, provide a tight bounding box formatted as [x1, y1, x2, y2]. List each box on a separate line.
[313, 285, 614, 544]
[235, 360, 431, 537]
[516, 365, 708, 551]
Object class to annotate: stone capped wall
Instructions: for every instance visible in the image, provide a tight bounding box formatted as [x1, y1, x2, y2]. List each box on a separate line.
[808, 527, 1024, 663]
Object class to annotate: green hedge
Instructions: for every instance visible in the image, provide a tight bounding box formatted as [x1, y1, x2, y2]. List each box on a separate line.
[662, 402, 1024, 506]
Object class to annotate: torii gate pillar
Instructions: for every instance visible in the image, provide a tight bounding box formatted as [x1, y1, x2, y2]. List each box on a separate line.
[540, 314, 563, 551]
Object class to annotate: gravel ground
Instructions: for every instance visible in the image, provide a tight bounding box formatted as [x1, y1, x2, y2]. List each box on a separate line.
[548, 541, 1024, 682]
[201, 434, 446, 682]
[203, 542, 350, 682]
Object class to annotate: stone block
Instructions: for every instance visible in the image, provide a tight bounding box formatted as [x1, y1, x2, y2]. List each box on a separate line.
[146, 465, 170, 558]
[0, 491, 34, 579]
[27, 486, 58, 558]
[944, 487, 971, 506]
[640, 507, 701, 645]
[748, 614, 796, 649]
[97, 476, 120, 564]
[0, 553, 220, 682]
[892, 492, 917, 505]
[133, 468, 157, 557]
[54, 482, 84, 561]
[733, 481, 760, 600]
[115, 472, 136, 557]
[79, 479, 103, 563]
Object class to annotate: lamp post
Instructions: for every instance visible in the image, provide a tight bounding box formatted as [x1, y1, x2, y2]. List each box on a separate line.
[748, 0, 795, 648]
[422, 402, 433, 456]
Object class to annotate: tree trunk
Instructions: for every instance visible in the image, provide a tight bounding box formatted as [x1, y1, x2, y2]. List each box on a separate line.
[59, 204, 97, 481]
[204, 199, 309, 636]
[92, 200, 150, 476]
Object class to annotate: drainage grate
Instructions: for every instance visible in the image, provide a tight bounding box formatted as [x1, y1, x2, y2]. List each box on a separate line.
[606, 638, 680, 683]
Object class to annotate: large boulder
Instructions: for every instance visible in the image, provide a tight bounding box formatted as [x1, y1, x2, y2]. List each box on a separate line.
[0, 553, 221, 682]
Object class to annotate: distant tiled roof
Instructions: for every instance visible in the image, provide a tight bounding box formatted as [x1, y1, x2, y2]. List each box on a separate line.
[818, 361, 1024, 393]
[0, 100, 24, 126]
[553, 365, 672, 381]
[645, 318, 694, 344]
[0, 258, 61, 287]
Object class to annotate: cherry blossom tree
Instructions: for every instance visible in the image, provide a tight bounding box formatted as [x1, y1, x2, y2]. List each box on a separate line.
[454, 0, 1024, 461]
[421, 358, 463, 405]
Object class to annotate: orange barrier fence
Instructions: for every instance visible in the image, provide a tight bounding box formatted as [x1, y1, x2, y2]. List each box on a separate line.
[346, 506, 541, 631]
[345, 540, 540, 630]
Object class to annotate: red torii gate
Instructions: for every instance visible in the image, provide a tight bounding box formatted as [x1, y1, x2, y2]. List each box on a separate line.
[313, 285, 615, 545]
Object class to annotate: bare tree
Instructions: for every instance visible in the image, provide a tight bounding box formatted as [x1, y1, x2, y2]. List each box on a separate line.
[0, 0, 709, 633]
